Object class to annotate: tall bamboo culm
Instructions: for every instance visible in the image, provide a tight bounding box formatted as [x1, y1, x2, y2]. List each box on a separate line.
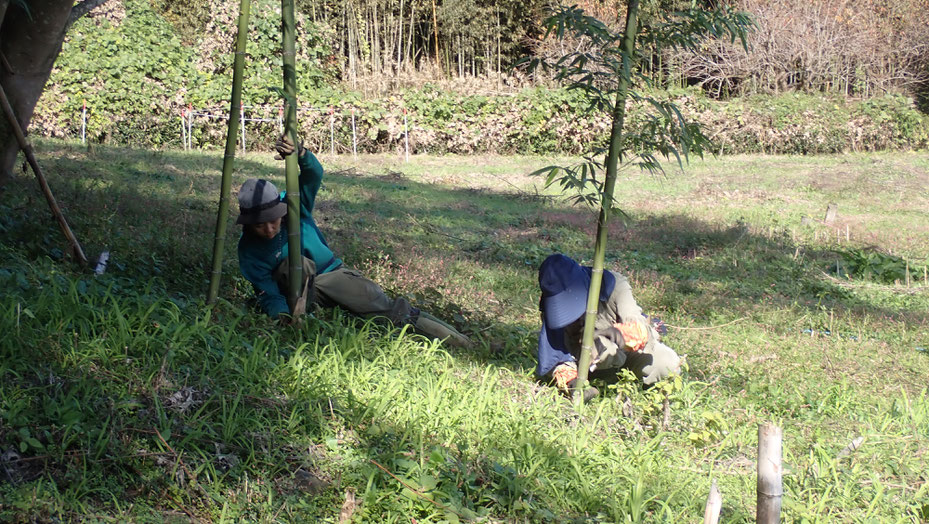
[282, 0, 302, 307]
[207, 0, 252, 304]
[575, 0, 641, 401]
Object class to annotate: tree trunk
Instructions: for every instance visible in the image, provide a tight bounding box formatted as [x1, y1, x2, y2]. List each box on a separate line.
[397, 0, 404, 69]
[430, 0, 440, 71]
[408, 0, 416, 68]
[372, 0, 379, 75]
[0, 0, 75, 185]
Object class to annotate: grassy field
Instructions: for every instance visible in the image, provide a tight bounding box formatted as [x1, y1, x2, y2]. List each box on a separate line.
[1, 140, 927, 522]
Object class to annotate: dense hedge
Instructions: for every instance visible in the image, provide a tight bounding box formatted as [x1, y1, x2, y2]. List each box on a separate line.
[34, 1, 929, 155]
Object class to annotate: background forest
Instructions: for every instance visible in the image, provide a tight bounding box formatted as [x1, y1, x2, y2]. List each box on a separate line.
[33, 0, 929, 155]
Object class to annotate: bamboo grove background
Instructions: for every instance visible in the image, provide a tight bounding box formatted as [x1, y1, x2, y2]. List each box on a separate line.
[30, 0, 929, 152]
[150, 0, 929, 97]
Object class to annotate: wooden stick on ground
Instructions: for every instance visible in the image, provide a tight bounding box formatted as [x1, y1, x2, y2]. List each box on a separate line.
[0, 83, 88, 266]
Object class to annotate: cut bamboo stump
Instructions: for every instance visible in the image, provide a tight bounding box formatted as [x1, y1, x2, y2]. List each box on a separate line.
[703, 478, 722, 524]
[757, 423, 783, 524]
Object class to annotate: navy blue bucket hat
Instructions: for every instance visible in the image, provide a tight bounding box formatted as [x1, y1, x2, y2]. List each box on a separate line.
[539, 254, 615, 329]
[536, 254, 616, 376]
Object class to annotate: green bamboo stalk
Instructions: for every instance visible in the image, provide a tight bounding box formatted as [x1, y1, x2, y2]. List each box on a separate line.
[282, 0, 302, 307]
[207, 0, 252, 304]
[575, 0, 641, 402]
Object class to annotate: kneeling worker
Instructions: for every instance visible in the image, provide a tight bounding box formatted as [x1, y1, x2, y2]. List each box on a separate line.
[537, 254, 681, 399]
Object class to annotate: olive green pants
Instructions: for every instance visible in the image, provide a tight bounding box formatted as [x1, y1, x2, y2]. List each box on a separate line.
[274, 257, 471, 347]
[273, 257, 411, 324]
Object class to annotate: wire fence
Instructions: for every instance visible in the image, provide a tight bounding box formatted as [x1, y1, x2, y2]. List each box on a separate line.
[77, 101, 411, 161]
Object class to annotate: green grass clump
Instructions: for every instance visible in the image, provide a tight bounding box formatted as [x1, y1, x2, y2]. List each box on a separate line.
[1, 141, 928, 521]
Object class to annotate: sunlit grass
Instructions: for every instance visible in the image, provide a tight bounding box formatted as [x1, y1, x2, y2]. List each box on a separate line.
[0, 140, 927, 521]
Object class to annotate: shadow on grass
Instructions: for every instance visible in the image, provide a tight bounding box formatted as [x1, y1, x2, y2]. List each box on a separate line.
[2, 141, 927, 519]
[3, 141, 925, 360]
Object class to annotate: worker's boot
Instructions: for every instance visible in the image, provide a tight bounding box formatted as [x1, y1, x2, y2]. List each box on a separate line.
[413, 311, 473, 348]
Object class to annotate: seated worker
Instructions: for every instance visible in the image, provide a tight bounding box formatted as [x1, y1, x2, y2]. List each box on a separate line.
[236, 135, 471, 348]
[537, 253, 681, 399]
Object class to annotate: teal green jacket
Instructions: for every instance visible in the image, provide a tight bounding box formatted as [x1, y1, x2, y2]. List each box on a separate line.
[238, 151, 342, 318]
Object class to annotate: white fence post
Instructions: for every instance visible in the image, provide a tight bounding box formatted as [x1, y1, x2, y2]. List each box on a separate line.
[240, 102, 246, 153]
[351, 107, 357, 158]
[329, 107, 335, 155]
[187, 104, 193, 149]
[181, 108, 187, 150]
[278, 105, 284, 135]
[81, 100, 87, 145]
[403, 107, 409, 162]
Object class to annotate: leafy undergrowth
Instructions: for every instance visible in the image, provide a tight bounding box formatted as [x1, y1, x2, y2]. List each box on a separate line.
[1, 142, 928, 522]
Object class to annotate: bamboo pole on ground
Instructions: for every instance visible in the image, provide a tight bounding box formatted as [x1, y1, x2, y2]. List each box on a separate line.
[207, 0, 251, 304]
[757, 423, 783, 524]
[575, 0, 640, 399]
[281, 0, 302, 309]
[0, 83, 88, 267]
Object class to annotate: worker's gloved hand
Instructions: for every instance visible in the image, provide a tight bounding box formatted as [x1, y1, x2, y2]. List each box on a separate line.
[594, 326, 626, 351]
[613, 320, 650, 352]
[274, 135, 304, 159]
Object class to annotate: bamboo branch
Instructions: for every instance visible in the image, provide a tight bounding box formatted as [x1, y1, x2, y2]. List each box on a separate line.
[369, 459, 463, 518]
[0, 83, 88, 266]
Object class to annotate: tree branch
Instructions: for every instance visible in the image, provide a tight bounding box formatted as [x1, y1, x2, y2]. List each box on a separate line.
[67, 0, 110, 29]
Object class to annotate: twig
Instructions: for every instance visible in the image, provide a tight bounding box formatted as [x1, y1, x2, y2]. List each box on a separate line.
[665, 317, 748, 331]
[406, 214, 467, 243]
[369, 459, 464, 519]
[662, 393, 671, 430]
[481, 168, 539, 197]
[857, 479, 915, 491]
[0, 50, 13, 74]
[836, 436, 864, 460]
[3, 450, 172, 464]
[672, 465, 749, 476]
[155, 428, 196, 488]
[821, 271, 929, 295]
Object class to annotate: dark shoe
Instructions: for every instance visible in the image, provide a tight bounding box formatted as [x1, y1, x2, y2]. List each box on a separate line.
[414, 312, 473, 348]
[567, 378, 599, 402]
[388, 296, 413, 325]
